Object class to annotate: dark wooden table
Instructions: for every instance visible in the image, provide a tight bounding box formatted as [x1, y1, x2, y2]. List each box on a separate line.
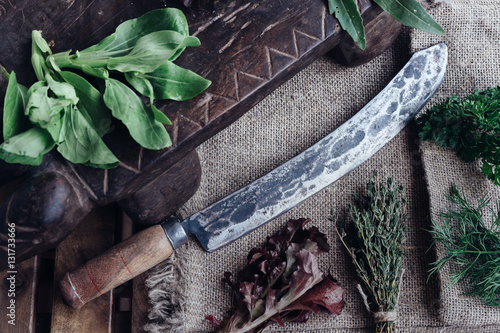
[0, 0, 401, 331]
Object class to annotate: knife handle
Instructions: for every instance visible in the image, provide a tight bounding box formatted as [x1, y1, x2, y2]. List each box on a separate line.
[60, 218, 187, 309]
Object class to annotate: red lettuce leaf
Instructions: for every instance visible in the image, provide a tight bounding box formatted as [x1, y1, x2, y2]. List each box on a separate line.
[207, 218, 344, 333]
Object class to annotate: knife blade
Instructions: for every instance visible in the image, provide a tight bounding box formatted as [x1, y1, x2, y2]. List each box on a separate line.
[60, 43, 447, 309]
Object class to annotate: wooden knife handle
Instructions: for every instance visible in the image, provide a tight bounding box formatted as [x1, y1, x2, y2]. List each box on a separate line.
[60, 220, 186, 309]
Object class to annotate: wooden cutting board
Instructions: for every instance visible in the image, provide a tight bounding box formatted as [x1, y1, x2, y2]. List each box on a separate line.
[0, 0, 401, 269]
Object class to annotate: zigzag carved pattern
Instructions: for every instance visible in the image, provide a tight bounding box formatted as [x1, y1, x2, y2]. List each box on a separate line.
[182, 5, 334, 131]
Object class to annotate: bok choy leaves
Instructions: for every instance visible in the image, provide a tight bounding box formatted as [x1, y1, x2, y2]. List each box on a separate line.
[1, 8, 211, 168]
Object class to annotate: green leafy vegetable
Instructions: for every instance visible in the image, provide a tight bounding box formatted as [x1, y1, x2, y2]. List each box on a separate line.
[206, 218, 345, 333]
[427, 185, 500, 306]
[3, 71, 29, 141]
[106, 31, 200, 73]
[57, 105, 119, 168]
[25, 82, 71, 129]
[332, 173, 407, 333]
[31, 30, 52, 81]
[103, 78, 171, 150]
[0, 127, 55, 165]
[125, 60, 211, 101]
[0, 8, 211, 168]
[81, 8, 190, 55]
[58, 71, 112, 137]
[328, 0, 365, 49]
[417, 86, 500, 185]
[327, 0, 444, 50]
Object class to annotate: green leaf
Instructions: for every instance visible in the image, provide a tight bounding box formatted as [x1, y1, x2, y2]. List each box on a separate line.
[50, 9, 193, 72]
[0, 126, 55, 165]
[58, 71, 112, 136]
[81, 8, 190, 55]
[45, 73, 79, 105]
[45, 112, 64, 143]
[57, 105, 119, 169]
[3, 71, 30, 141]
[32, 30, 52, 54]
[151, 105, 172, 125]
[125, 74, 172, 125]
[328, 0, 366, 50]
[373, 0, 445, 35]
[31, 31, 52, 81]
[107, 31, 200, 73]
[81, 65, 110, 80]
[125, 60, 211, 101]
[103, 78, 171, 150]
[25, 83, 70, 128]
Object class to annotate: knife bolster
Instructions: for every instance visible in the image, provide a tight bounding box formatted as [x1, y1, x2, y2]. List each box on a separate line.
[161, 217, 189, 249]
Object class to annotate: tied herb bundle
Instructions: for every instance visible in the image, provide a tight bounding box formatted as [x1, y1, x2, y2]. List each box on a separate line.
[332, 174, 407, 333]
[327, 0, 444, 50]
[1, 8, 211, 168]
[427, 185, 500, 306]
[206, 218, 345, 333]
[417, 86, 500, 185]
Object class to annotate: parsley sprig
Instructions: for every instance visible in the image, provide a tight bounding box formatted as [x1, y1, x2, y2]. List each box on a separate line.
[417, 86, 500, 185]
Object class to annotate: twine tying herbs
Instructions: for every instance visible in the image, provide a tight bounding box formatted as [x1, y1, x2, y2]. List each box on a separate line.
[332, 173, 407, 333]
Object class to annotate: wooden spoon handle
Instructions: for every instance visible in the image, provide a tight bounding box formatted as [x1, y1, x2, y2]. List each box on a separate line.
[60, 224, 176, 309]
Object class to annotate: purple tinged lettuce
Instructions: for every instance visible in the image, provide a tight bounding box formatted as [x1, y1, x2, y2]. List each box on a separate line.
[206, 218, 345, 333]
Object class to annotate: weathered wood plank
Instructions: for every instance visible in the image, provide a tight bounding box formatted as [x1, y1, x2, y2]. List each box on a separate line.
[132, 275, 150, 332]
[50, 205, 117, 333]
[0, 0, 398, 268]
[0, 257, 40, 332]
[0, 179, 40, 333]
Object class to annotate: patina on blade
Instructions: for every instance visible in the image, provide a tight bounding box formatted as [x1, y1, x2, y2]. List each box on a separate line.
[180, 43, 448, 252]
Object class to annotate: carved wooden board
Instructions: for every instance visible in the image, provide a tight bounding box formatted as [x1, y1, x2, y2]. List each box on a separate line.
[0, 0, 398, 268]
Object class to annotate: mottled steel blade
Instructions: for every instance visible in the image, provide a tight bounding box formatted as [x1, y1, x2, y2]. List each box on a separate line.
[182, 43, 448, 252]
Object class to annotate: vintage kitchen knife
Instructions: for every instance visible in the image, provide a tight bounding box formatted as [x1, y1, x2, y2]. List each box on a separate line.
[61, 43, 447, 309]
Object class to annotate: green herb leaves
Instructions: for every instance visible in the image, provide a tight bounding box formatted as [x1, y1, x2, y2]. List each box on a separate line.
[327, 0, 444, 50]
[417, 86, 500, 185]
[333, 174, 407, 332]
[329, 0, 365, 50]
[373, 0, 445, 35]
[0, 8, 210, 168]
[428, 186, 500, 306]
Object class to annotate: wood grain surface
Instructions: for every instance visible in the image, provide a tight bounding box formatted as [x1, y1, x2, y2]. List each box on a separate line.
[50, 206, 116, 332]
[0, 0, 399, 293]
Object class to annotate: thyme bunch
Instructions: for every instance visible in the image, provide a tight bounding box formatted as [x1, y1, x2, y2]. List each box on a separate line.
[428, 185, 500, 306]
[332, 174, 407, 333]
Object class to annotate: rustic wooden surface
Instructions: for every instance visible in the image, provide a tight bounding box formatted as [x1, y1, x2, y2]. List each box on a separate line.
[50, 206, 116, 332]
[330, 2, 402, 66]
[0, 0, 402, 331]
[0, 0, 397, 268]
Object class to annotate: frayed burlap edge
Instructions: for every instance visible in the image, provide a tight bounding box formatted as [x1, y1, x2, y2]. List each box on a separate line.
[144, 244, 190, 333]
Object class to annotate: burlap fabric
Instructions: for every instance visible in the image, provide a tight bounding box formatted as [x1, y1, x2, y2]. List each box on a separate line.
[411, 0, 500, 328]
[143, 1, 500, 332]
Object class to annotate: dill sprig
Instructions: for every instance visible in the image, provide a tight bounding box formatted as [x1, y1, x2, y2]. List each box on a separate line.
[427, 185, 500, 306]
[332, 173, 407, 333]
